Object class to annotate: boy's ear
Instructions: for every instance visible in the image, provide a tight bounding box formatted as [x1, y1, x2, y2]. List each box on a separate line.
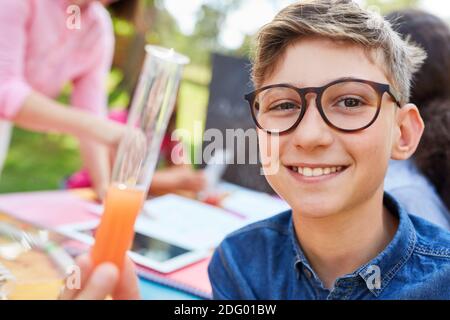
[391, 103, 424, 160]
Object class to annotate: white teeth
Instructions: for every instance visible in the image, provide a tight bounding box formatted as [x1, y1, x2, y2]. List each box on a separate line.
[290, 165, 345, 177]
[303, 167, 313, 177]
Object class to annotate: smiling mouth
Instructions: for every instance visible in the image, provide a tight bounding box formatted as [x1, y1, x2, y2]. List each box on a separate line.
[286, 165, 349, 177]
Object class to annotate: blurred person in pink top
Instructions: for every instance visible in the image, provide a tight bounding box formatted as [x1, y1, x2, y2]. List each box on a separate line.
[0, 0, 128, 198]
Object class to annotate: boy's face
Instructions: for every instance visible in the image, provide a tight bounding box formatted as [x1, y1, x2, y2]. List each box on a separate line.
[258, 37, 420, 218]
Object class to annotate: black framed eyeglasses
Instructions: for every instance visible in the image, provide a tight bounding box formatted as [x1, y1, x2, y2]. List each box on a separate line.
[244, 78, 401, 134]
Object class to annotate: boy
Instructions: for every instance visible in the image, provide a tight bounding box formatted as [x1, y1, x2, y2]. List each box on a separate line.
[208, 0, 450, 299]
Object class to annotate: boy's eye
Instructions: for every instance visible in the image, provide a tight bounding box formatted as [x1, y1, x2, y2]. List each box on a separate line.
[268, 101, 300, 111]
[335, 97, 364, 108]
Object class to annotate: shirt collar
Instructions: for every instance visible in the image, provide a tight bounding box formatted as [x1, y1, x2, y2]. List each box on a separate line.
[289, 192, 417, 297]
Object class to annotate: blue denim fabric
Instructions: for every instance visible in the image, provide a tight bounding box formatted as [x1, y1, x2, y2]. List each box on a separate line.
[208, 193, 450, 299]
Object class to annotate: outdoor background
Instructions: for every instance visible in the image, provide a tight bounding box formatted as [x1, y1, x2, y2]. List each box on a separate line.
[0, 0, 448, 193]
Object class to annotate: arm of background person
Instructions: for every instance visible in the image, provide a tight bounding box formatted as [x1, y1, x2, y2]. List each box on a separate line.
[0, 1, 125, 198]
[70, 9, 116, 199]
[14, 92, 125, 148]
[0, 1, 124, 159]
[0, 0, 33, 122]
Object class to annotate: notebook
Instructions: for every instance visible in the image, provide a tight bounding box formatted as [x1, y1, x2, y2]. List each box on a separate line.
[136, 257, 212, 299]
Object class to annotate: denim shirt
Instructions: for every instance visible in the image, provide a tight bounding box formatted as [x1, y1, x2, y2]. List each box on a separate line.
[208, 193, 450, 299]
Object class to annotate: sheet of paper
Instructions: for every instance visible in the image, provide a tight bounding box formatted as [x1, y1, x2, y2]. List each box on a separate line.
[140, 194, 245, 249]
[218, 182, 290, 221]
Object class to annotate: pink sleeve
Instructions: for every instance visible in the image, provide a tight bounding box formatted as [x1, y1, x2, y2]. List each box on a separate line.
[70, 9, 115, 117]
[0, 0, 32, 120]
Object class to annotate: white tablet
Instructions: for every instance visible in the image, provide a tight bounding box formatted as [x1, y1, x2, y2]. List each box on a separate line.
[57, 221, 210, 274]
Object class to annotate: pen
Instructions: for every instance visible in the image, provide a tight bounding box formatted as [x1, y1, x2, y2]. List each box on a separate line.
[42, 242, 76, 275]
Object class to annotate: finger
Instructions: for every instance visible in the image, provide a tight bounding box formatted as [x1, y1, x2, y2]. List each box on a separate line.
[94, 183, 107, 201]
[76, 254, 95, 288]
[193, 177, 207, 190]
[109, 148, 116, 170]
[76, 263, 119, 300]
[113, 255, 141, 300]
[197, 171, 208, 183]
[191, 184, 204, 193]
[59, 254, 92, 300]
[59, 282, 77, 300]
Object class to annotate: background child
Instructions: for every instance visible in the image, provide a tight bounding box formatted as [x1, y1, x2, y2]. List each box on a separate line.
[384, 9, 450, 229]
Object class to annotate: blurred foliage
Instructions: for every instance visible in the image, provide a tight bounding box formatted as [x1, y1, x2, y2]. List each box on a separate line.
[150, 0, 243, 66]
[0, 129, 81, 192]
[177, 80, 209, 146]
[113, 18, 135, 37]
[364, 0, 420, 14]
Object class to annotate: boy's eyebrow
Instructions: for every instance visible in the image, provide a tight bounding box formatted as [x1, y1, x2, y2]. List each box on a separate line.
[279, 76, 363, 89]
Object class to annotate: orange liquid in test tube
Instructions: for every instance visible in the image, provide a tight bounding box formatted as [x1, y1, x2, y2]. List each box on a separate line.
[91, 184, 146, 270]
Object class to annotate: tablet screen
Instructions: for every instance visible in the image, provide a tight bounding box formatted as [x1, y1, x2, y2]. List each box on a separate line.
[131, 232, 191, 262]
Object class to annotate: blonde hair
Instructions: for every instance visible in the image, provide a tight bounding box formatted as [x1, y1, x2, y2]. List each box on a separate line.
[252, 0, 426, 105]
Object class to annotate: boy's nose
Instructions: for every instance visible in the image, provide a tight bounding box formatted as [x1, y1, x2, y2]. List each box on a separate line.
[291, 94, 334, 151]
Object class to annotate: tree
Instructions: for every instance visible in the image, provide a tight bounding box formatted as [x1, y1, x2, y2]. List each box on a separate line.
[188, 0, 243, 65]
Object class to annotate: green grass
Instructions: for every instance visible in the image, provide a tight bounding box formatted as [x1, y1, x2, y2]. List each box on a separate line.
[177, 80, 209, 145]
[177, 79, 209, 167]
[0, 129, 82, 193]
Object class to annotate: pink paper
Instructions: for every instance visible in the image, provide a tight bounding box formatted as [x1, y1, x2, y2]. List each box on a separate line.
[0, 190, 98, 228]
[137, 257, 212, 297]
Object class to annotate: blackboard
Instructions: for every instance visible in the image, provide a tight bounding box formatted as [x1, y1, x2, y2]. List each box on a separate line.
[201, 53, 275, 194]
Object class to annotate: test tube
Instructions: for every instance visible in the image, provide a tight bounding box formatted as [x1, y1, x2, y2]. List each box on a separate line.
[91, 46, 190, 270]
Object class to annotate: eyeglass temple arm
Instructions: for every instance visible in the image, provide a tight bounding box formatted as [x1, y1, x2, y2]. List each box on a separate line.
[388, 87, 402, 107]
